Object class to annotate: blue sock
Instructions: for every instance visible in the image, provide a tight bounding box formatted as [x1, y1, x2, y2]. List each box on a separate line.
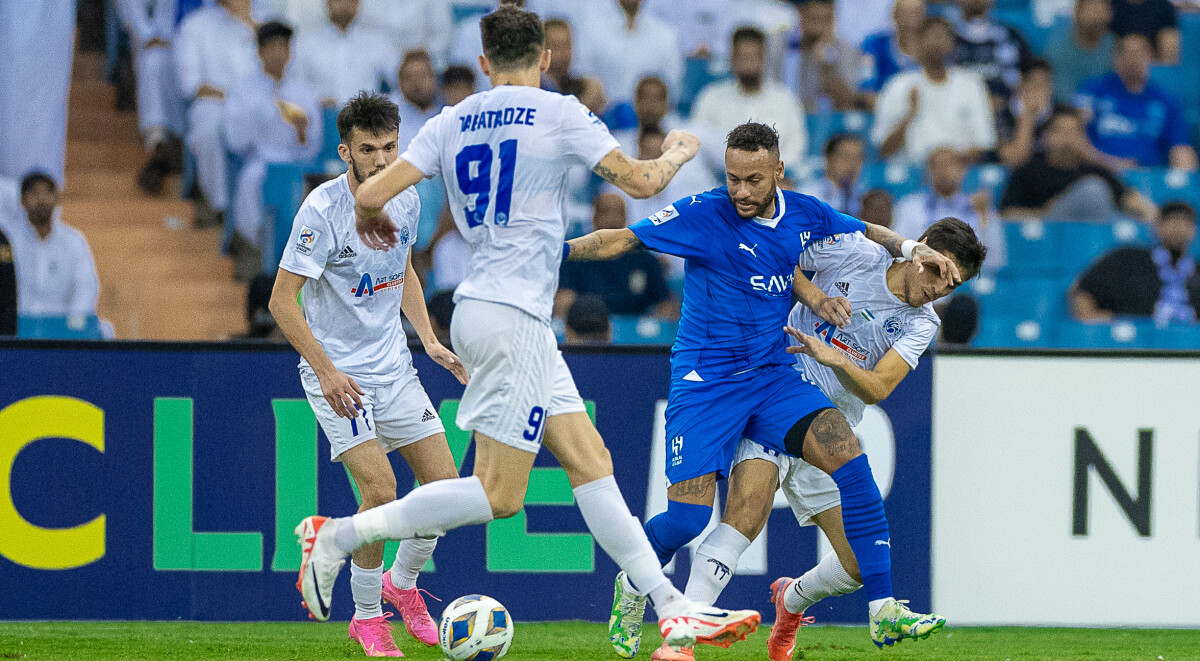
[831, 454, 893, 602]
[643, 500, 712, 566]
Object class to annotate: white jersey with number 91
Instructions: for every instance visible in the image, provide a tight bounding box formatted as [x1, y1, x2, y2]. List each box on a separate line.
[399, 86, 619, 322]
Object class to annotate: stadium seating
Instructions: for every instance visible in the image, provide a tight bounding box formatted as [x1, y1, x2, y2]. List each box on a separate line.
[862, 162, 923, 200]
[1055, 319, 1150, 349]
[264, 162, 321, 272]
[18, 315, 104, 340]
[806, 111, 875, 158]
[1122, 168, 1200, 209]
[972, 314, 1055, 348]
[611, 316, 679, 345]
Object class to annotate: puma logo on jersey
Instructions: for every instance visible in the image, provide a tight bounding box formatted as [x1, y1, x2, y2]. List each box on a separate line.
[738, 243, 758, 258]
[337, 245, 357, 259]
[688, 195, 701, 205]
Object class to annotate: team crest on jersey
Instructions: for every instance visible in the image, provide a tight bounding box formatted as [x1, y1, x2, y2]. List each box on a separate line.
[295, 225, 321, 255]
[399, 225, 411, 246]
[650, 204, 678, 225]
[883, 316, 905, 337]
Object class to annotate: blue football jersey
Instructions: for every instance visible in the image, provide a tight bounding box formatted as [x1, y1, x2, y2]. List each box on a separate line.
[629, 187, 866, 380]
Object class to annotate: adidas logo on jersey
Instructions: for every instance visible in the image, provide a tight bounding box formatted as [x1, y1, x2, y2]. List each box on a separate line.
[835, 281, 851, 296]
[337, 245, 357, 259]
[421, 409, 436, 423]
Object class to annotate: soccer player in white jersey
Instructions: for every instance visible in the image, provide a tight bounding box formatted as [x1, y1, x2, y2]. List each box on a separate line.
[269, 93, 468, 658]
[292, 5, 763, 653]
[675, 218, 988, 661]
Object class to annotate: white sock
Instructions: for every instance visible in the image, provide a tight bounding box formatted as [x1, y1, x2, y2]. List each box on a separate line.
[342, 476, 494, 553]
[350, 561, 384, 620]
[390, 537, 438, 590]
[573, 476, 692, 619]
[684, 524, 751, 607]
[784, 551, 863, 615]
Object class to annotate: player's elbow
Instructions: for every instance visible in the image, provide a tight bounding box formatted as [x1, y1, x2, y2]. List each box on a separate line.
[622, 181, 658, 199]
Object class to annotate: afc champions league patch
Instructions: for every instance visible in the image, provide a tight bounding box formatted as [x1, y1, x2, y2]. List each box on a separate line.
[825, 234, 842, 246]
[295, 225, 321, 255]
[883, 315, 905, 337]
[650, 204, 678, 225]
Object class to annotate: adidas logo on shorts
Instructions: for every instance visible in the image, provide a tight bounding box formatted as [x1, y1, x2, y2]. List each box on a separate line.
[421, 409, 435, 422]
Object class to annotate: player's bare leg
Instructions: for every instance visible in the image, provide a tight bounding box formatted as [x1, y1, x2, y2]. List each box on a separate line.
[543, 412, 760, 654]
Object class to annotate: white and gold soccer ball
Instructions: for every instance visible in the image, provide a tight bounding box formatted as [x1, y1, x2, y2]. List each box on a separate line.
[438, 594, 514, 661]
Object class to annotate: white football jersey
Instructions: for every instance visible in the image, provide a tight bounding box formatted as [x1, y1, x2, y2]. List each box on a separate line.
[791, 231, 940, 425]
[279, 173, 421, 385]
[400, 85, 620, 322]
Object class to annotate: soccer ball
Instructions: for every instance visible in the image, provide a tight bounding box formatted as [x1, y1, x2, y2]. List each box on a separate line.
[438, 594, 513, 661]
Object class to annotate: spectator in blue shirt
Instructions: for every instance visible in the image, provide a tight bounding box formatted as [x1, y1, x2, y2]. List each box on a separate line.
[1074, 33, 1198, 170]
[860, 0, 926, 106]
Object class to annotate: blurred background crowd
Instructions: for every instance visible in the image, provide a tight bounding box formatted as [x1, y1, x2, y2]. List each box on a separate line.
[2, 0, 1199, 349]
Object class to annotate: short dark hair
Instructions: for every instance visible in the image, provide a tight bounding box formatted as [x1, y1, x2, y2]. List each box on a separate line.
[566, 294, 611, 337]
[920, 217, 988, 280]
[726, 122, 780, 158]
[337, 92, 400, 144]
[824, 133, 863, 158]
[731, 26, 766, 48]
[400, 49, 432, 71]
[442, 64, 476, 88]
[256, 20, 293, 48]
[20, 171, 56, 196]
[480, 6, 544, 71]
[636, 76, 668, 100]
[1160, 201, 1197, 224]
[921, 15, 954, 35]
[543, 18, 570, 32]
[1021, 56, 1052, 77]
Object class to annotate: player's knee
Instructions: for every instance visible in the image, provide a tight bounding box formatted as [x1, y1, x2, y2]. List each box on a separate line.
[803, 409, 862, 472]
[721, 492, 772, 541]
[488, 494, 525, 520]
[358, 478, 398, 509]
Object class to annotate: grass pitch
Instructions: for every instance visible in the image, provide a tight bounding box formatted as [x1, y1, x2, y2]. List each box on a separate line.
[1, 621, 1196, 661]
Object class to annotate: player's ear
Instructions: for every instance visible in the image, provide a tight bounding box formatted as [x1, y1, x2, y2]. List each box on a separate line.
[539, 48, 551, 73]
[337, 141, 351, 165]
[774, 158, 785, 180]
[477, 55, 492, 78]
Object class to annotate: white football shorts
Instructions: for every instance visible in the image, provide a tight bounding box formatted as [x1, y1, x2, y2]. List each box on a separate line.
[733, 438, 842, 526]
[300, 367, 445, 462]
[450, 298, 587, 453]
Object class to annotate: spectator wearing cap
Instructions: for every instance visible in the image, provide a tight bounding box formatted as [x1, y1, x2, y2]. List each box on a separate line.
[574, 0, 683, 108]
[782, 0, 864, 112]
[951, 0, 1034, 107]
[860, 0, 927, 106]
[1071, 202, 1200, 323]
[1110, 0, 1180, 63]
[873, 16, 996, 164]
[893, 147, 1007, 272]
[7, 173, 99, 319]
[799, 134, 866, 216]
[1000, 107, 1156, 221]
[556, 193, 672, 319]
[565, 294, 613, 345]
[692, 27, 808, 170]
[225, 21, 321, 278]
[1044, 0, 1115, 105]
[174, 0, 259, 226]
[1074, 33, 1198, 170]
[390, 50, 440, 151]
[292, 0, 398, 107]
[117, 0, 185, 195]
[441, 65, 477, 107]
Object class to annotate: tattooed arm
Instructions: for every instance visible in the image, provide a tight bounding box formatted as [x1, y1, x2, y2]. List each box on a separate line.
[863, 222, 963, 284]
[566, 229, 644, 261]
[593, 130, 701, 199]
[862, 222, 907, 258]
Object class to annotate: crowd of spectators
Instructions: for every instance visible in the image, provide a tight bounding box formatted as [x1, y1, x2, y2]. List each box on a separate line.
[31, 0, 1196, 344]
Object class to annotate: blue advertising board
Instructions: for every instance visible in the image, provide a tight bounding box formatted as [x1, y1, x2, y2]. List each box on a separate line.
[0, 341, 930, 623]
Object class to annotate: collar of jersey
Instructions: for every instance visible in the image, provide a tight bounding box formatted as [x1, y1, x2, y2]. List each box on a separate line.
[751, 188, 785, 229]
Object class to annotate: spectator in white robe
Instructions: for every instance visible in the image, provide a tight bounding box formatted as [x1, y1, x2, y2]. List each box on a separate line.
[293, 0, 399, 107]
[574, 0, 684, 107]
[358, 0, 453, 69]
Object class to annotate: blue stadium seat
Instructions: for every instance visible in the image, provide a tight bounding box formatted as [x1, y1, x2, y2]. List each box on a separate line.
[18, 315, 104, 340]
[1056, 319, 1153, 348]
[976, 275, 1068, 321]
[679, 56, 725, 118]
[220, 152, 244, 254]
[807, 111, 875, 158]
[1151, 325, 1200, 349]
[1001, 220, 1061, 276]
[1046, 221, 1131, 274]
[321, 106, 341, 164]
[963, 164, 1009, 199]
[972, 314, 1055, 348]
[862, 162, 923, 199]
[611, 316, 678, 345]
[1182, 12, 1200, 68]
[1122, 168, 1200, 208]
[264, 162, 321, 272]
[992, 8, 1051, 55]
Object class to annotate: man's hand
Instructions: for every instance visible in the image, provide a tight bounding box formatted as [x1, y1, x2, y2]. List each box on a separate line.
[911, 243, 962, 286]
[316, 368, 365, 419]
[145, 37, 170, 49]
[277, 100, 310, 145]
[356, 204, 399, 251]
[905, 87, 921, 120]
[195, 84, 225, 101]
[661, 129, 700, 162]
[427, 342, 469, 385]
[813, 295, 852, 328]
[784, 327, 845, 367]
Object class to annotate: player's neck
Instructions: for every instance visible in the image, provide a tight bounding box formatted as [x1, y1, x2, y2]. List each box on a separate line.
[347, 169, 363, 196]
[489, 68, 543, 89]
[886, 262, 912, 305]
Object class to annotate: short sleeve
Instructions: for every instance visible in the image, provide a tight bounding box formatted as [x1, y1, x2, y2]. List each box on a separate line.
[559, 96, 621, 169]
[889, 314, 938, 369]
[279, 204, 336, 280]
[798, 231, 857, 272]
[399, 109, 448, 177]
[628, 196, 712, 261]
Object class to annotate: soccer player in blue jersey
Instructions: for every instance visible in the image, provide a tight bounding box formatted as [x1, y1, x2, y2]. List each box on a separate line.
[565, 123, 958, 659]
